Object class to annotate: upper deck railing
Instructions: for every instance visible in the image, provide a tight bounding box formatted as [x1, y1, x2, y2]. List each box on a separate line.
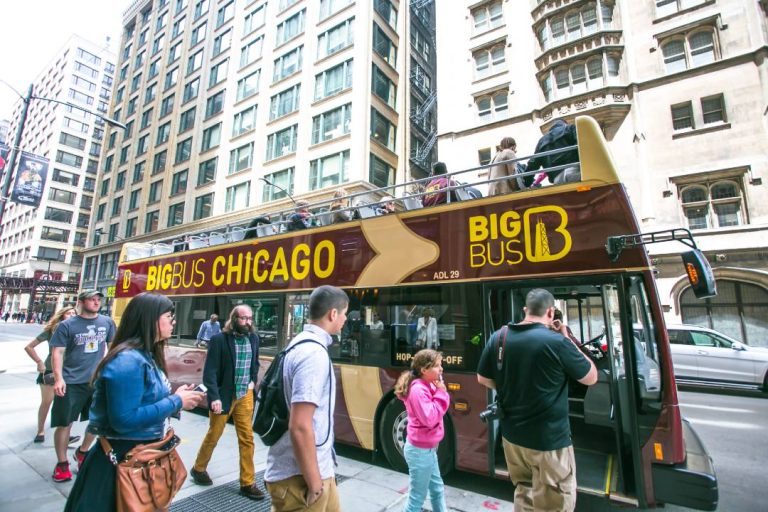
[120, 116, 619, 262]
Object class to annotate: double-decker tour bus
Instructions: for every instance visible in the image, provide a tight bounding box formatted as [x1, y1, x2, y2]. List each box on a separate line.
[111, 116, 717, 510]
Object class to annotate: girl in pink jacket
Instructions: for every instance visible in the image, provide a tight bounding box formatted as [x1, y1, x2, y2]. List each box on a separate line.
[394, 349, 450, 512]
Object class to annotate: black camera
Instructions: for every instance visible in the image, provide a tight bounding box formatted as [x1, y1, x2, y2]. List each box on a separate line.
[479, 401, 503, 423]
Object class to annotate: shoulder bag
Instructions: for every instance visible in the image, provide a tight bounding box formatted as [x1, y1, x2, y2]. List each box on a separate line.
[99, 428, 186, 512]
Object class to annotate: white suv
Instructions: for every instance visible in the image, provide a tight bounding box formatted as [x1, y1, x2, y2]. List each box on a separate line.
[667, 325, 768, 391]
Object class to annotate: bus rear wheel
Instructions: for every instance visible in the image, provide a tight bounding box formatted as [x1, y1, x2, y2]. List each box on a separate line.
[378, 398, 454, 476]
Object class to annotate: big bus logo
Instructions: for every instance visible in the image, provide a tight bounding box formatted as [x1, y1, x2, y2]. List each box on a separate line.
[467, 205, 572, 267]
[122, 270, 132, 290]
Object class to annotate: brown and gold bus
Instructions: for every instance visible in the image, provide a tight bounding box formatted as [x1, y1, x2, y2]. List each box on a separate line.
[112, 116, 717, 510]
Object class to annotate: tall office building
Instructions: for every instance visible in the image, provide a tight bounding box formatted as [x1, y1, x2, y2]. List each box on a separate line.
[82, 0, 437, 306]
[436, 0, 768, 344]
[0, 35, 115, 318]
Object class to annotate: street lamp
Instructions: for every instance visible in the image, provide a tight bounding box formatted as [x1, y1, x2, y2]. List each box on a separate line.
[0, 82, 127, 233]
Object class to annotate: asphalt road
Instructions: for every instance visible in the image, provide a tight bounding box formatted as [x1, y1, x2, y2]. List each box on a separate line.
[4, 323, 766, 510]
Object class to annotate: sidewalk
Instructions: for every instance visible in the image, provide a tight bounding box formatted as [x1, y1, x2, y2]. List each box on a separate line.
[0, 367, 512, 512]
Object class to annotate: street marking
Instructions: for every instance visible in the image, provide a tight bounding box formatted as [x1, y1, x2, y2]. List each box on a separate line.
[686, 418, 760, 430]
[683, 404, 754, 414]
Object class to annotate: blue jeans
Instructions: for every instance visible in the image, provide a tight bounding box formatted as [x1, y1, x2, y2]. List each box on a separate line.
[403, 441, 446, 512]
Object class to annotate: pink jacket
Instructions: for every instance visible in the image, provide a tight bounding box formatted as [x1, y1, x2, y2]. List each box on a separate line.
[400, 378, 450, 449]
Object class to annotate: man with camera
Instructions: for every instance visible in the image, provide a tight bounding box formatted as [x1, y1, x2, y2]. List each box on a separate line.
[477, 289, 597, 512]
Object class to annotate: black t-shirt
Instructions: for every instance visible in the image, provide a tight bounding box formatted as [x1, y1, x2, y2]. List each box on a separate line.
[477, 323, 591, 451]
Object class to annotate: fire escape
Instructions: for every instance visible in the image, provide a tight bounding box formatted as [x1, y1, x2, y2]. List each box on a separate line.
[409, 0, 437, 172]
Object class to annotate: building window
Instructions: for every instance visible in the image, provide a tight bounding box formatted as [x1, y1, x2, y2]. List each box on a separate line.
[175, 137, 193, 164]
[190, 21, 207, 46]
[478, 148, 492, 166]
[49, 188, 77, 205]
[212, 28, 233, 56]
[537, 3, 613, 51]
[373, 23, 396, 66]
[225, 181, 250, 212]
[216, 0, 234, 28]
[372, 65, 396, 108]
[209, 58, 229, 87]
[309, 150, 349, 190]
[179, 106, 196, 133]
[136, 135, 149, 155]
[276, 9, 306, 46]
[205, 90, 225, 118]
[373, 0, 397, 28]
[240, 36, 264, 68]
[183, 77, 200, 103]
[160, 94, 175, 117]
[312, 103, 351, 144]
[153, 150, 167, 174]
[194, 193, 214, 220]
[244, 4, 267, 34]
[171, 169, 188, 195]
[273, 46, 303, 82]
[473, 43, 505, 79]
[168, 42, 182, 64]
[314, 58, 353, 100]
[168, 202, 184, 226]
[125, 217, 137, 238]
[164, 68, 179, 91]
[229, 143, 253, 174]
[156, 121, 171, 145]
[542, 53, 620, 101]
[262, 167, 294, 202]
[476, 89, 508, 122]
[148, 180, 163, 203]
[661, 29, 716, 74]
[129, 189, 141, 210]
[145, 210, 159, 233]
[270, 84, 300, 120]
[133, 162, 145, 183]
[187, 49, 204, 76]
[472, 1, 503, 34]
[320, 0, 354, 21]
[370, 108, 396, 151]
[411, 59, 431, 92]
[317, 17, 354, 60]
[45, 207, 74, 223]
[671, 102, 694, 130]
[266, 124, 298, 160]
[198, 157, 217, 185]
[201, 123, 221, 151]
[701, 94, 725, 124]
[194, 0, 209, 19]
[236, 69, 260, 101]
[111, 196, 123, 217]
[369, 154, 394, 188]
[232, 105, 257, 136]
[679, 178, 744, 230]
[656, 0, 707, 18]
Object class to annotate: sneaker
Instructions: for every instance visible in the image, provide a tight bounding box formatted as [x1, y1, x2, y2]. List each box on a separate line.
[74, 449, 88, 469]
[33, 434, 44, 443]
[52, 462, 72, 483]
[239, 484, 266, 501]
[68, 435, 81, 445]
[190, 468, 213, 486]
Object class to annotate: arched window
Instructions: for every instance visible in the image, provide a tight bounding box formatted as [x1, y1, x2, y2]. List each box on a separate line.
[475, 89, 509, 122]
[661, 28, 716, 73]
[473, 44, 506, 79]
[689, 30, 714, 66]
[679, 179, 744, 230]
[681, 280, 768, 347]
[662, 39, 686, 73]
[570, 63, 587, 94]
[551, 17, 565, 46]
[681, 184, 709, 229]
[710, 180, 741, 227]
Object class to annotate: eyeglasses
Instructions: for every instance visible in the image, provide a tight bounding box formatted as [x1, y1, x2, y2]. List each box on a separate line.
[237, 316, 253, 321]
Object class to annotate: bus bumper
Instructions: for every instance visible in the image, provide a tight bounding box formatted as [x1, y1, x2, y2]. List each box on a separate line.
[651, 418, 718, 511]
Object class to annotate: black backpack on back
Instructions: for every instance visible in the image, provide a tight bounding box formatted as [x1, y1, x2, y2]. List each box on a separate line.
[253, 339, 330, 446]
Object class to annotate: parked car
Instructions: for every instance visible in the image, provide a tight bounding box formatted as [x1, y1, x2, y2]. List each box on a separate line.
[666, 324, 768, 391]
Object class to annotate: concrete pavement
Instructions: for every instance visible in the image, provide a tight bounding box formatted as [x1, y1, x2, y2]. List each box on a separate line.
[0, 324, 512, 511]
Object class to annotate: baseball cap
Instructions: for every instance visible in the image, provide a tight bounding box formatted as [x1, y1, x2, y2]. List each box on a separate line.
[78, 290, 104, 301]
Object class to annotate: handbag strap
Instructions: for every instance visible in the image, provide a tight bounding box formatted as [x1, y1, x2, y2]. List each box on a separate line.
[99, 437, 120, 466]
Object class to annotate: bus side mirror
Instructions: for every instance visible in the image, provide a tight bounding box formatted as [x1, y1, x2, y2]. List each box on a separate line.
[681, 249, 717, 299]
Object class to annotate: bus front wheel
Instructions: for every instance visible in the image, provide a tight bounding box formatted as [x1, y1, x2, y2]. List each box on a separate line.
[378, 398, 455, 476]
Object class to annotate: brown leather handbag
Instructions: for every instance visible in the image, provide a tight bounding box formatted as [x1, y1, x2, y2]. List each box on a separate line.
[100, 429, 187, 512]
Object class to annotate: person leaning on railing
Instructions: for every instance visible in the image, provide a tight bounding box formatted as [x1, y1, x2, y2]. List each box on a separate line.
[423, 162, 459, 207]
[526, 120, 580, 185]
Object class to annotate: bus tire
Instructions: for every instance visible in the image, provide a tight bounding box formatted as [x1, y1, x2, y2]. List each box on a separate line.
[378, 398, 455, 476]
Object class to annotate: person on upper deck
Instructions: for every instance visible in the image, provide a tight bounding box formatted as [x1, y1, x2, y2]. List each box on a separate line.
[287, 201, 313, 231]
[488, 137, 521, 196]
[423, 162, 458, 207]
[329, 188, 353, 224]
[526, 120, 581, 185]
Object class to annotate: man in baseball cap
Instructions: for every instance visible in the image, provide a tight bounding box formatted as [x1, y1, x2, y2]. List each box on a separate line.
[50, 288, 115, 482]
[77, 290, 104, 301]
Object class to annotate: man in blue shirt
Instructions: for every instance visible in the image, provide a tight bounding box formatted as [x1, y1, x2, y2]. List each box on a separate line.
[196, 314, 221, 348]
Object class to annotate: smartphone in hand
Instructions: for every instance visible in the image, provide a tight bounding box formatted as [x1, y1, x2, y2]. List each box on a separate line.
[193, 383, 207, 393]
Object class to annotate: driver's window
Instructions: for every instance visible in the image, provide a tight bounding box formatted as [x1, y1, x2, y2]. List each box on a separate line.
[711, 333, 733, 348]
[690, 332, 717, 347]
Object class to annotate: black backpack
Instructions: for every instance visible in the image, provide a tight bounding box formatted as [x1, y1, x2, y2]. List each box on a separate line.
[253, 339, 331, 446]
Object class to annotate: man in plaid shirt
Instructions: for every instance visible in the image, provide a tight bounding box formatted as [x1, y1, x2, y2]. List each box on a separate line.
[190, 305, 264, 500]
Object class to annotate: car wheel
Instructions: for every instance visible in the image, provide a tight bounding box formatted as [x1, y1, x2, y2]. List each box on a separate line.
[378, 398, 455, 475]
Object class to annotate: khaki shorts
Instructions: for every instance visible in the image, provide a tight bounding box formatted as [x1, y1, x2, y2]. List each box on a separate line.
[266, 475, 340, 512]
[502, 438, 576, 512]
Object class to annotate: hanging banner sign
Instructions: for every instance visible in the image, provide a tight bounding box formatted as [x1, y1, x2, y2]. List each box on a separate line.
[10, 151, 48, 208]
[0, 143, 9, 173]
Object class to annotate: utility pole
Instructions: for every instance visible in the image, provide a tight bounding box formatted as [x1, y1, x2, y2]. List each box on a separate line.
[0, 84, 33, 233]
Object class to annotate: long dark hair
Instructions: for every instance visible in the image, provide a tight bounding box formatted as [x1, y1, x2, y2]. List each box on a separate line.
[91, 292, 174, 384]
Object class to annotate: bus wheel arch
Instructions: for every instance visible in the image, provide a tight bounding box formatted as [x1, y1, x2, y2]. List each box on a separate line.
[376, 394, 455, 476]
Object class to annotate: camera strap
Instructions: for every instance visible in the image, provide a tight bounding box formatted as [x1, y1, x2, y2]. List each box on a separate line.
[495, 325, 510, 372]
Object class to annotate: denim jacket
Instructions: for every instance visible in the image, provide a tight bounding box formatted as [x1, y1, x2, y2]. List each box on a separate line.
[88, 348, 182, 440]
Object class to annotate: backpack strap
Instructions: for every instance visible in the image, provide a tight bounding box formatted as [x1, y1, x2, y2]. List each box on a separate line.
[283, 337, 333, 448]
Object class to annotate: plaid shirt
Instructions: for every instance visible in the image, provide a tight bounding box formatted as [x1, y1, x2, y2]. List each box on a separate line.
[233, 334, 252, 399]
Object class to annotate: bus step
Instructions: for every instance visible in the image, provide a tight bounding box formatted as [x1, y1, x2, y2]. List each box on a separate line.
[574, 448, 613, 497]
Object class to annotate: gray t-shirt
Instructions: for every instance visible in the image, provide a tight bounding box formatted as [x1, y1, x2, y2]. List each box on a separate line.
[265, 324, 336, 483]
[50, 314, 116, 384]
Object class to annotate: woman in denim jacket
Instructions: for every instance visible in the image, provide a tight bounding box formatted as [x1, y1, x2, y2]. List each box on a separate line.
[65, 292, 204, 512]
